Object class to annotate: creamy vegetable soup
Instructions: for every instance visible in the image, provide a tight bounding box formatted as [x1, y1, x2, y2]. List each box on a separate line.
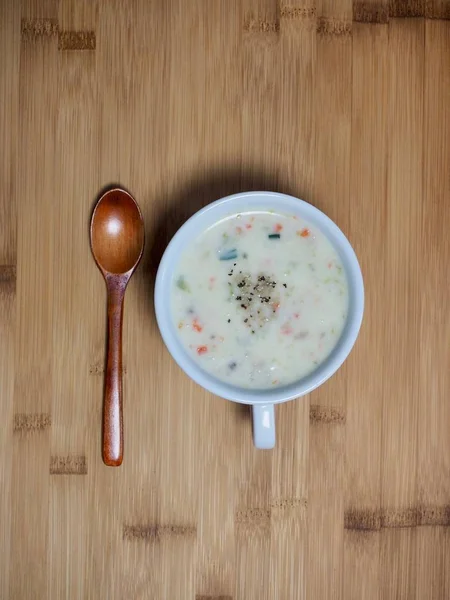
[171, 211, 348, 389]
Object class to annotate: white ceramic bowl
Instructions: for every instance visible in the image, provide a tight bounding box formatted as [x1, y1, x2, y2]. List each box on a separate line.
[155, 192, 364, 448]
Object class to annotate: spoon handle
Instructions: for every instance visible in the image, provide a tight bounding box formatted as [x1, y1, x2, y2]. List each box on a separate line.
[103, 281, 126, 466]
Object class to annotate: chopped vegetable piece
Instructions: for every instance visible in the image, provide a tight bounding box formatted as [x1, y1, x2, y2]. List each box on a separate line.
[268, 233, 281, 239]
[219, 248, 238, 261]
[176, 276, 191, 292]
[197, 345, 208, 355]
[192, 318, 203, 332]
[298, 228, 310, 237]
[274, 223, 283, 233]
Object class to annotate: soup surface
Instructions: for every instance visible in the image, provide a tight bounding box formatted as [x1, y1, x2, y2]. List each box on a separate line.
[171, 210, 348, 389]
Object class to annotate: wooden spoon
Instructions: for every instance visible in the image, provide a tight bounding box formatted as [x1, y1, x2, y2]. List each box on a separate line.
[90, 188, 144, 466]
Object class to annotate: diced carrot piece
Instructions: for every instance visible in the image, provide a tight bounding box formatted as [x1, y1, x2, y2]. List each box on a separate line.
[245, 223, 252, 230]
[192, 318, 203, 332]
[298, 228, 310, 237]
[275, 223, 283, 233]
[236, 226, 243, 234]
[197, 345, 208, 355]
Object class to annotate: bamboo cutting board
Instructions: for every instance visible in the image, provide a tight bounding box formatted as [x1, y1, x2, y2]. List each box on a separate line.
[1, 1, 449, 599]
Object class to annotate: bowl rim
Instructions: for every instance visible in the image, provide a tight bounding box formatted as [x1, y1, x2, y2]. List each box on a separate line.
[154, 191, 364, 405]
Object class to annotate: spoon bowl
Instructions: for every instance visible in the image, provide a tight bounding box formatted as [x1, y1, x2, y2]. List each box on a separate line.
[91, 191, 144, 275]
[90, 188, 144, 466]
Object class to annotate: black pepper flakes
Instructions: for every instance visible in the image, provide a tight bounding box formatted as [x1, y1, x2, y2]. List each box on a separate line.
[283, 283, 287, 288]
[227, 319, 231, 323]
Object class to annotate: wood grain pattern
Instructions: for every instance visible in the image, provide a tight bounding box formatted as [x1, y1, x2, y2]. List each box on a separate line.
[380, 19, 424, 599]
[1, 1, 449, 598]
[416, 19, 450, 600]
[344, 21, 388, 599]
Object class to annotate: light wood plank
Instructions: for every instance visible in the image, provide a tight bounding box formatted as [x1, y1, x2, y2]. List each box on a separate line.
[380, 18, 424, 599]
[0, 3, 20, 595]
[343, 22, 388, 600]
[416, 19, 450, 600]
[47, 2, 99, 595]
[10, 8, 59, 595]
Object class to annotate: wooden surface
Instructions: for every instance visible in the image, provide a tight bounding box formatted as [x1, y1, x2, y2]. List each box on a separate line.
[1, 1, 449, 598]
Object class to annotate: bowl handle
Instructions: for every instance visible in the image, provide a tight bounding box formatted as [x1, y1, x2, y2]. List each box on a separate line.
[252, 404, 275, 449]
